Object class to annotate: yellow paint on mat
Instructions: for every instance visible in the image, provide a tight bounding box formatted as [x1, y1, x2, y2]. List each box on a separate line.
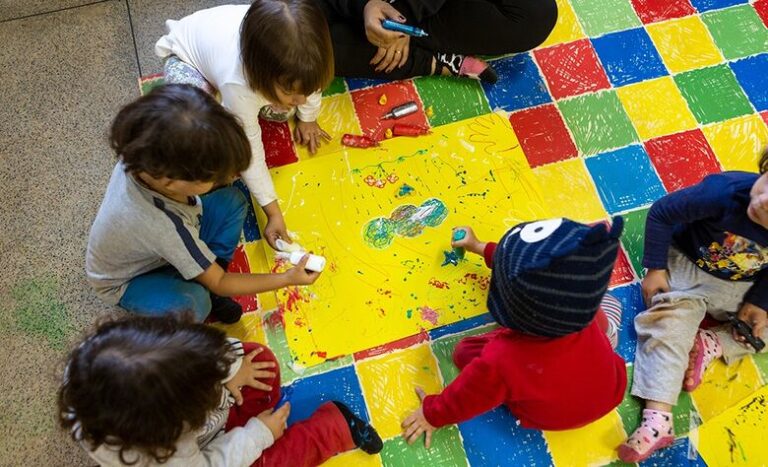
[539, 0, 585, 48]
[356, 344, 443, 439]
[646, 15, 724, 74]
[689, 357, 764, 422]
[692, 385, 768, 467]
[264, 113, 548, 366]
[703, 114, 768, 173]
[532, 158, 608, 223]
[210, 311, 267, 345]
[242, 241, 278, 312]
[290, 93, 362, 160]
[321, 450, 383, 467]
[616, 77, 698, 141]
[544, 410, 626, 467]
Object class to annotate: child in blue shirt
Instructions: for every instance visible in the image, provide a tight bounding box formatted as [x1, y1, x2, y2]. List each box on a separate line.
[619, 149, 768, 462]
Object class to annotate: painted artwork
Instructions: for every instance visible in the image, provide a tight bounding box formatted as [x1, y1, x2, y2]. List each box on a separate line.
[259, 113, 548, 366]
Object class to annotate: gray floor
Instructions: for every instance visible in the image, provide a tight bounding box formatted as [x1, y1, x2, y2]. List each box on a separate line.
[0, 1, 240, 464]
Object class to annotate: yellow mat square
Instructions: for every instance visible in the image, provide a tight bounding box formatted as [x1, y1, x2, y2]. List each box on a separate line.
[539, 0, 585, 48]
[532, 158, 608, 223]
[356, 344, 443, 439]
[616, 77, 698, 141]
[703, 114, 768, 173]
[689, 356, 764, 422]
[210, 311, 266, 345]
[322, 450, 383, 467]
[543, 410, 626, 467]
[647, 16, 724, 74]
[290, 93, 362, 160]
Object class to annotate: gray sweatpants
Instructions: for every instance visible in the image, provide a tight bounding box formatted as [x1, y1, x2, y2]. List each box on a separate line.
[631, 248, 768, 406]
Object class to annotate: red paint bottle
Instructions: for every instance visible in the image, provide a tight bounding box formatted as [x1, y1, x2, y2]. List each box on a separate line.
[392, 124, 430, 137]
[342, 134, 379, 148]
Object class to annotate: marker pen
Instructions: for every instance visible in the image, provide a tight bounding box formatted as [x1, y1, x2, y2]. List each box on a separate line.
[381, 19, 428, 37]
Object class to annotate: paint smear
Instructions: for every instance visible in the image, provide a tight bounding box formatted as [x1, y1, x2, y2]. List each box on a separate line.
[397, 183, 415, 197]
[363, 198, 448, 249]
[418, 306, 440, 325]
[10, 277, 75, 350]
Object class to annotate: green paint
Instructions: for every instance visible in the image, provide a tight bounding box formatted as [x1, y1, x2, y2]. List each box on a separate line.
[9, 278, 74, 350]
[616, 365, 643, 436]
[702, 5, 768, 60]
[557, 90, 638, 156]
[674, 64, 752, 125]
[413, 75, 491, 127]
[751, 352, 768, 382]
[406, 309, 413, 319]
[262, 311, 353, 384]
[322, 77, 347, 97]
[380, 424, 467, 467]
[431, 325, 496, 385]
[621, 208, 650, 279]
[569, 0, 640, 36]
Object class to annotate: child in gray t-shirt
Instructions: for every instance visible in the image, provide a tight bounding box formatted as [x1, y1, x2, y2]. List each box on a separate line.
[86, 84, 319, 323]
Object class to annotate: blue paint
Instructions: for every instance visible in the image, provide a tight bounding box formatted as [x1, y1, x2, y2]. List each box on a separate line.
[441, 250, 461, 266]
[459, 407, 552, 466]
[481, 53, 551, 112]
[585, 145, 667, 214]
[233, 180, 261, 242]
[346, 77, 391, 91]
[730, 53, 768, 112]
[592, 28, 668, 87]
[429, 313, 495, 340]
[283, 366, 369, 425]
[690, 0, 747, 12]
[609, 283, 644, 363]
[397, 183, 415, 197]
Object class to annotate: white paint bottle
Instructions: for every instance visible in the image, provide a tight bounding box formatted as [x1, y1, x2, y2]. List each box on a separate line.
[276, 251, 326, 273]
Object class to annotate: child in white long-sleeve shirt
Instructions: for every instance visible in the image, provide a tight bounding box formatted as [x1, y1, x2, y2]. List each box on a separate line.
[156, 1, 335, 248]
[58, 315, 382, 466]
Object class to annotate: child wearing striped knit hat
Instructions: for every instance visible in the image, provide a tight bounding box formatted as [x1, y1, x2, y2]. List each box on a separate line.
[401, 218, 628, 448]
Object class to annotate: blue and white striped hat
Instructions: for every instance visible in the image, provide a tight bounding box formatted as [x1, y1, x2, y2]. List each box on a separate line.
[487, 217, 624, 337]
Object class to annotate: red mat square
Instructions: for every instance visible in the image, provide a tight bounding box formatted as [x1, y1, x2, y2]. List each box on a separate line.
[610, 247, 635, 286]
[534, 39, 610, 100]
[350, 81, 428, 140]
[630, 0, 696, 24]
[644, 129, 721, 192]
[508, 104, 578, 167]
[754, 0, 768, 28]
[259, 118, 298, 169]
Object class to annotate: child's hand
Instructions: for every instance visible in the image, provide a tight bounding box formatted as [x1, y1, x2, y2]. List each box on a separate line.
[401, 387, 437, 449]
[363, 0, 406, 48]
[257, 403, 291, 441]
[641, 269, 670, 306]
[733, 302, 767, 342]
[294, 121, 331, 154]
[225, 348, 277, 405]
[264, 212, 290, 251]
[284, 255, 322, 286]
[452, 226, 486, 256]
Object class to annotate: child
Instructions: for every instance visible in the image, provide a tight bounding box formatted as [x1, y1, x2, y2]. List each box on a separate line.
[86, 84, 319, 323]
[618, 150, 768, 462]
[402, 219, 628, 447]
[155, 1, 335, 248]
[58, 314, 382, 466]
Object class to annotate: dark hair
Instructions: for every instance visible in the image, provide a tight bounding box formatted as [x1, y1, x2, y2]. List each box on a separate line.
[111, 84, 251, 184]
[58, 314, 236, 464]
[760, 147, 768, 175]
[240, 0, 334, 102]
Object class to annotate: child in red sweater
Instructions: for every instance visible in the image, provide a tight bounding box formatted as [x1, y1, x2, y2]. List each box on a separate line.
[402, 218, 628, 447]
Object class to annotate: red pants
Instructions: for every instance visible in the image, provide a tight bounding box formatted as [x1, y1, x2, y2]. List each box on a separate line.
[225, 343, 355, 467]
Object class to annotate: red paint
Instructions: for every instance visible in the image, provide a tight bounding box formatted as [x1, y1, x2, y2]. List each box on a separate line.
[629, 0, 695, 24]
[342, 134, 379, 148]
[228, 245, 259, 313]
[392, 124, 430, 137]
[353, 330, 429, 361]
[295, 317, 306, 327]
[259, 118, 299, 168]
[283, 286, 310, 312]
[350, 82, 429, 140]
[312, 351, 328, 359]
[533, 39, 610, 100]
[509, 104, 578, 167]
[643, 129, 721, 192]
[428, 278, 450, 289]
[757, 0, 768, 28]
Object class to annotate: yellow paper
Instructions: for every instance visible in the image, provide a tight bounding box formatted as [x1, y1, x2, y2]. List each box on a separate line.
[690, 357, 764, 422]
[266, 113, 548, 365]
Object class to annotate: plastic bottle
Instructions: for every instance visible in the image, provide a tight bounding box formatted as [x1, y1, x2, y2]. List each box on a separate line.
[276, 251, 326, 273]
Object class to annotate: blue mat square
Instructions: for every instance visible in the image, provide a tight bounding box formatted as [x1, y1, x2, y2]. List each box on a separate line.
[282, 366, 368, 425]
[690, 0, 748, 12]
[346, 77, 392, 91]
[586, 145, 667, 214]
[610, 283, 644, 363]
[592, 28, 668, 87]
[482, 53, 551, 112]
[730, 53, 768, 112]
[233, 180, 261, 242]
[458, 407, 552, 466]
[640, 437, 707, 466]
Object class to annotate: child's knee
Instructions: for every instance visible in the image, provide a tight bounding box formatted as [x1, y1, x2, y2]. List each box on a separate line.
[171, 284, 212, 321]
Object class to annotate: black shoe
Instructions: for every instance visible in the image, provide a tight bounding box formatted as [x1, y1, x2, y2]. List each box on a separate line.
[210, 295, 243, 324]
[332, 401, 383, 454]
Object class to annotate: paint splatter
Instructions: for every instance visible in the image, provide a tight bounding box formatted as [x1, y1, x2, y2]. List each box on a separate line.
[418, 306, 440, 326]
[363, 198, 448, 249]
[428, 278, 450, 289]
[406, 309, 413, 319]
[458, 272, 491, 290]
[442, 250, 461, 266]
[396, 183, 415, 197]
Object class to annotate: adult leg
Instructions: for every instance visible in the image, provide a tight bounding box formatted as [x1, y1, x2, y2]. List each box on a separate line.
[453, 328, 503, 369]
[163, 56, 216, 95]
[226, 343, 282, 430]
[118, 266, 211, 321]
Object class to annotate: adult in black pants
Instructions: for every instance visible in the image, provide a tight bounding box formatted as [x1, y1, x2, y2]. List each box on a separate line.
[315, 0, 558, 83]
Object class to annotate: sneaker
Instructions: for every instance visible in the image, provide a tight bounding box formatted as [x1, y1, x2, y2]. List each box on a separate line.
[210, 295, 243, 324]
[332, 401, 383, 454]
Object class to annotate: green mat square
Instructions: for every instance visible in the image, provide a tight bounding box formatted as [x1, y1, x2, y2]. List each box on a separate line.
[431, 326, 496, 385]
[674, 64, 752, 125]
[569, 0, 641, 37]
[621, 208, 650, 278]
[702, 5, 768, 61]
[752, 353, 768, 382]
[558, 90, 638, 156]
[380, 424, 467, 467]
[323, 77, 347, 97]
[414, 75, 491, 127]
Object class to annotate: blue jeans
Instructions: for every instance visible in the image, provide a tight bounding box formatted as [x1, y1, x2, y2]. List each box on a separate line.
[119, 186, 248, 321]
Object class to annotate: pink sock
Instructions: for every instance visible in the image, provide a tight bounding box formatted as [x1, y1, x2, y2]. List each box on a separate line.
[618, 409, 674, 463]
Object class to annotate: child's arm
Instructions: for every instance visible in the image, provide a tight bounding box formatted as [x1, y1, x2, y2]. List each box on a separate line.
[196, 255, 320, 297]
[452, 226, 497, 267]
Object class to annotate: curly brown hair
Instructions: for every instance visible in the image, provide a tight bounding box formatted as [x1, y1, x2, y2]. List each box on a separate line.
[110, 84, 251, 184]
[58, 314, 236, 464]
